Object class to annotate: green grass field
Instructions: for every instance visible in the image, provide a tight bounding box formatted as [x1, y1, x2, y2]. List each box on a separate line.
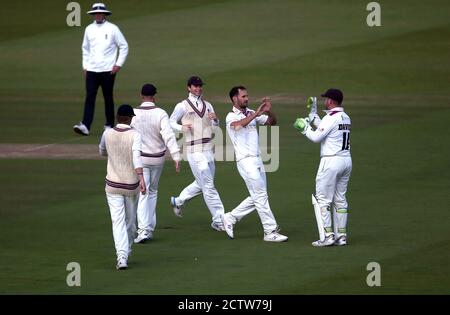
[0, 0, 449, 294]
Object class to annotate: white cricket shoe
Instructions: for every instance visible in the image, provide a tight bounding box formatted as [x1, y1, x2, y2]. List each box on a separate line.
[211, 221, 225, 232]
[334, 235, 348, 246]
[170, 196, 183, 218]
[73, 122, 89, 136]
[134, 230, 153, 244]
[263, 231, 288, 242]
[221, 214, 234, 239]
[116, 256, 128, 270]
[312, 234, 335, 247]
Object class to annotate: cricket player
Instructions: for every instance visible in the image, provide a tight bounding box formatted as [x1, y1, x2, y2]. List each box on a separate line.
[293, 88, 352, 247]
[131, 84, 181, 243]
[221, 86, 288, 242]
[169, 76, 225, 231]
[99, 104, 146, 270]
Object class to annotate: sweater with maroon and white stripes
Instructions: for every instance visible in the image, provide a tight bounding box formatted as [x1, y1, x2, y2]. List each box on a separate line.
[131, 102, 181, 165]
[99, 124, 143, 196]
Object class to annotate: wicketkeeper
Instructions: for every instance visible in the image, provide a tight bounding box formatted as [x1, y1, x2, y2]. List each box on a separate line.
[293, 89, 352, 247]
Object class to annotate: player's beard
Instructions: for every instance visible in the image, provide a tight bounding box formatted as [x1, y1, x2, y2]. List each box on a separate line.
[238, 100, 248, 109]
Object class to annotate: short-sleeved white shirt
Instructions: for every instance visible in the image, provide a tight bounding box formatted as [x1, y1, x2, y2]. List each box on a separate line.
[226, 106, 268, 162]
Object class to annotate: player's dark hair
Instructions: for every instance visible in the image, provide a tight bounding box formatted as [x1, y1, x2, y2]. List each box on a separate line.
[117, 115, 132, 124]
[229, 86, 246, 101]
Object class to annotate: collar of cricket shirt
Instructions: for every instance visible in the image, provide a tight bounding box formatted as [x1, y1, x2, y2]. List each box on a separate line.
[188, 93, 203, 106]
[232, 105, 251, 116]
[324, 106, 344, 115]
[114, 123, 131, 131]
[138, 101, 156, 109]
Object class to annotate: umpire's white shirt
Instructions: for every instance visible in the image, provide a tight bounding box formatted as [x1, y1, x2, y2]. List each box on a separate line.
[82, 20, 129, 72]
[226, 106, 268, 161]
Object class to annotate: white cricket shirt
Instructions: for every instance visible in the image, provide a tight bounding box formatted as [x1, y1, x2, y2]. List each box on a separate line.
[226, 106, 268, 161]
[82, 20, 129, 72]
[304, 107, 351, 157]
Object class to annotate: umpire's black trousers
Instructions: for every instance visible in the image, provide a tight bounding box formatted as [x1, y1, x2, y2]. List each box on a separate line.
[82, 71, 116, 130]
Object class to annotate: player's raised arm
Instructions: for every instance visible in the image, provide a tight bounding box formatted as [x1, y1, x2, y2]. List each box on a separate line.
[258, 97, 277, 126]
[229, 89, 265, 130]
[230, 109, 261, 130]
[306, 96, 321, 128]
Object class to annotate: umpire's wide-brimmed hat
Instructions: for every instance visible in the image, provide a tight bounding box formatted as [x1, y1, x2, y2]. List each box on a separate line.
[87, 3, 112, 16]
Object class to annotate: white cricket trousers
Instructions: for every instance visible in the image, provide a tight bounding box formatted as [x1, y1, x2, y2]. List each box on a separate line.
[315, 156, 352, 236]
[106, 193, 138, 259]
[228, 156, 278, 234]
[177, 150, 225, 224]
[136, 164, 164, 234]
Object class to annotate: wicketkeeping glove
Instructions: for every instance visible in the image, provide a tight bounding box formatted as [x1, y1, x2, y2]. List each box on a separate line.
[306, 96, 317, 114]
[293, 117, 310, 134]
[306, 96, 320, 122]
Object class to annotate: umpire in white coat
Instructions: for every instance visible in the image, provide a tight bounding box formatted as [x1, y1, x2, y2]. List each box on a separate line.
[131, 84, 181, 243]
[74, 3, 129, 136]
